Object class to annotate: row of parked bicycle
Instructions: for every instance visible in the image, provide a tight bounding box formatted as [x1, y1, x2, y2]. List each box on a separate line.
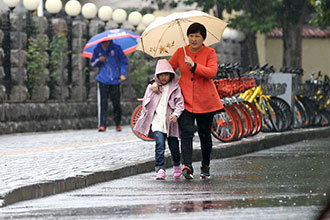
[211, 63, 330, 142]
[130, 63, 330, 142]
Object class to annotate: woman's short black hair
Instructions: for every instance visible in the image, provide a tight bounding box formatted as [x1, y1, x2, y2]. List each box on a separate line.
[187, 22, 207, 39]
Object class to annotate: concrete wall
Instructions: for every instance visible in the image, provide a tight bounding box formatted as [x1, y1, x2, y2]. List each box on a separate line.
[0, 10, 146, 134]
[302, 38, 330, 81]
[258, 35, 330, 82]
[0, 100, 139, 135]
[265, 38, 282, 73]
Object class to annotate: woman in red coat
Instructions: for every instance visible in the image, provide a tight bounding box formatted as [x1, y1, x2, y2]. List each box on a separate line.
[169, 22, 223, 179]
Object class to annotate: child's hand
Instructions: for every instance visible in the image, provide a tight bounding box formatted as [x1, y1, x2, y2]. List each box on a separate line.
[151, 82, 162, 93]
[169, 114, 178, 123]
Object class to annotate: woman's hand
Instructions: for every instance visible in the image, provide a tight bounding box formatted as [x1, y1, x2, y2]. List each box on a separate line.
[169, 114, 178, 123]
[184, 56, 194, 66]
[151, 82, 162, 93]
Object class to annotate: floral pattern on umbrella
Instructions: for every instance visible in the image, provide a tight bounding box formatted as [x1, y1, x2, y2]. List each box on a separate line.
[136, 10, 227, 58]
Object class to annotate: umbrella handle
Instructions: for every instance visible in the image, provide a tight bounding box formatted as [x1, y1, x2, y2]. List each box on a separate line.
[177, 20, 187, 57]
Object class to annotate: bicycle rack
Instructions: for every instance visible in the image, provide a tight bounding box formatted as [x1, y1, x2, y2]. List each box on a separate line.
[269, 73, 299, 125]
[268, 73, 299, 109]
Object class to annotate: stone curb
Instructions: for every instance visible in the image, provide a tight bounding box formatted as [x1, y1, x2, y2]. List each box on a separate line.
[1, 127, 330, 207]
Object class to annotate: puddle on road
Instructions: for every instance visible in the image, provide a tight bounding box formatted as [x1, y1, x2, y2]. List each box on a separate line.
[3, 194, 327, 219]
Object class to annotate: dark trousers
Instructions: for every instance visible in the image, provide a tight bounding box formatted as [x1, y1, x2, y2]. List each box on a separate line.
[178, 110, 215, 173]
[153, 131, 180, 172]
[97, 82, 121, 127]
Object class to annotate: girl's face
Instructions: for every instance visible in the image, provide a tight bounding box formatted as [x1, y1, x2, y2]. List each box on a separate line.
[158, 73, 171, 85]
[188, 32, 204, 52]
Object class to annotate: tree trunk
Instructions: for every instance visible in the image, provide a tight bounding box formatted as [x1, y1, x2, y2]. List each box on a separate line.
[244, 33, 259, 68]
[281, 0, 310, 68]
[282, 23, 303, 67]
[242, 0, 259, 69]
[215, 2, 224, 19]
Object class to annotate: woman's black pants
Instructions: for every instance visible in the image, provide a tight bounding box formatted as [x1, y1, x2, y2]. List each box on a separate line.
[178, 110, 215, 173]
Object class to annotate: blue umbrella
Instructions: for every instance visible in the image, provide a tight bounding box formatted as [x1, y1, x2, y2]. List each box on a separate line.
[81, 29, 140, 58]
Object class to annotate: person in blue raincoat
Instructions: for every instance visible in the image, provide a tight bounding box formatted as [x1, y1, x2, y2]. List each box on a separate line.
[91, 40, 128, 132]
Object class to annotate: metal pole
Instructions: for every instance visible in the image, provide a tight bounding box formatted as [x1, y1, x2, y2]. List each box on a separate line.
[85, 19, 91, 99]
[47, 14, 54, 41]
[2, 8, 14, 97]
[67, 16, 73, 86]
[26, 10, 33, 40]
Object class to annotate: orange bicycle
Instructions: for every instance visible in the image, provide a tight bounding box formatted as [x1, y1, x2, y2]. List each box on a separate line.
[211, 73, 260, 142]
[130, 99, 154, 141]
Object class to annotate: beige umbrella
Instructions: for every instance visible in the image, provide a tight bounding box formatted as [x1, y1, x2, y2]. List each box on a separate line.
[136, 10, 228, 57]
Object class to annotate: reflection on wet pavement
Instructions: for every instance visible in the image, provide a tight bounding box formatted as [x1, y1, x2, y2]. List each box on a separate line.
[1, 138, 330, 220]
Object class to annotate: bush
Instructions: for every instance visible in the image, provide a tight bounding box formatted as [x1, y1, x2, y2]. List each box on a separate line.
[128, 51, 155, 98]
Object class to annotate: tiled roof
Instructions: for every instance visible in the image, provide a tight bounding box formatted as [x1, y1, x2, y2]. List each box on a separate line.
[267, 28, 329, 38]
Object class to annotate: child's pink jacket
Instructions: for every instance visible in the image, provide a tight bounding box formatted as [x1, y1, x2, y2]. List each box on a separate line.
[134, 60, 184, 138]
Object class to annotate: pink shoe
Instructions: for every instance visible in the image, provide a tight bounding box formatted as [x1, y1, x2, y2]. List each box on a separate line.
[156, 169, 166, 180]
[173, 165, 181, 178]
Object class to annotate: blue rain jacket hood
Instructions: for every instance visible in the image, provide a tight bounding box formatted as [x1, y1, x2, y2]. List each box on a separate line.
[90, 40, 128, 85]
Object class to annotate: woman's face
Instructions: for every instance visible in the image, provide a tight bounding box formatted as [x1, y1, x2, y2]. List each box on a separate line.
[188, 32, 205, 52]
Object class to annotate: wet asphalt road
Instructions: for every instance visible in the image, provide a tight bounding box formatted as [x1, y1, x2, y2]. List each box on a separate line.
[1, 137, 330, 220]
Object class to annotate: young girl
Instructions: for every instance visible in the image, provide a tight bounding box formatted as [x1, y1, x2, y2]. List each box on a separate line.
[134, 59, 184, 180]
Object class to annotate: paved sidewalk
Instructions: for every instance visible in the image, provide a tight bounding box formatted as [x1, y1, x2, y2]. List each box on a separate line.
[1, 125, 330, 207]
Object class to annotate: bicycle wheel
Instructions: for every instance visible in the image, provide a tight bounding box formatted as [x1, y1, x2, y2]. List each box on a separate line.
[300, 96, 321, 126]
[268, 99, 286, 132]
[130, 105, 154, 141]
[255, 98, 275, 132]
[319, 109, 330, 126]
[226, 105, 244, 140]
[271, 96, 293, 131]
[211, 107, 238, 142]
[232, 103, 251, 137]
[260, 96, 274, 131]
[243, 101, 262, 136]
[294, 96, 309, 128]
[297, 96, 315, 126]
[237, 102, 254, 137]
[293, 97, 308, 129]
